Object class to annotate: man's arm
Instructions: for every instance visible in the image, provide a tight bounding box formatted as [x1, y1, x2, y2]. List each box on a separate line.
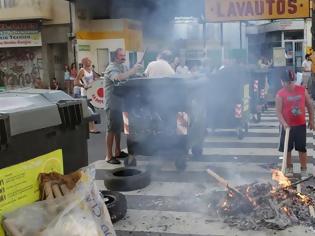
[113, 64, 142, 81]
[305, 91, 314, 130]
[275, 95, 289, 129]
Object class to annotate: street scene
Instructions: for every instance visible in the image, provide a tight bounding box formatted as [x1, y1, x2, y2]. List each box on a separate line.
[1, 0, 315, 236]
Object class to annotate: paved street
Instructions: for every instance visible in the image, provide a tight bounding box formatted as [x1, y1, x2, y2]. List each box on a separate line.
[88, 108, 315, 235]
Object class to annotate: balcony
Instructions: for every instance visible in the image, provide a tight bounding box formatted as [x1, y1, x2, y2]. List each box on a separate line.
[0, 0, 52, 21]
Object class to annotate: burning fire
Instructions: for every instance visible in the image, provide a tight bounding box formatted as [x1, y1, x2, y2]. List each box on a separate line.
[272, 169, 291, 188]
[297, 192, 311, 205]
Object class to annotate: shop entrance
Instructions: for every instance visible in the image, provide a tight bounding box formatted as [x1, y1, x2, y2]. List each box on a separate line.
[284, 40, 304, 72]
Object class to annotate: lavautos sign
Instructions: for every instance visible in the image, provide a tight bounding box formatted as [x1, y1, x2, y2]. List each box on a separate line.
[205, 0, 310, 22]
[0, 22, 42, 48]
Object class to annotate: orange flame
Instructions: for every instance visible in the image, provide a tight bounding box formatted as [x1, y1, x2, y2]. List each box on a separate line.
[272, 169, 291, 188]
[297, 192, 310, 204]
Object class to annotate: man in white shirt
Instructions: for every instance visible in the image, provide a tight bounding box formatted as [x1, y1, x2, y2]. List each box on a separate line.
[302, 54, 312, 89]
[145, 50, 175, 78]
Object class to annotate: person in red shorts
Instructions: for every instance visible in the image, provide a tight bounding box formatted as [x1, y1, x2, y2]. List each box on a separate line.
[276, 69, 314, 179]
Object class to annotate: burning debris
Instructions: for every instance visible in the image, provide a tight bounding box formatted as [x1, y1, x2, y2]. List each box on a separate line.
[208, 169, 315, 231]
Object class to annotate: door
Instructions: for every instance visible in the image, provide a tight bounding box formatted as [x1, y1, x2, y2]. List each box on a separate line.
[284, 40, 304, 72]
[97, 48, 109, 75]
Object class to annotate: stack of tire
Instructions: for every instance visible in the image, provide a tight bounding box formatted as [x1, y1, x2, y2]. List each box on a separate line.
[101, 167, 151, 223]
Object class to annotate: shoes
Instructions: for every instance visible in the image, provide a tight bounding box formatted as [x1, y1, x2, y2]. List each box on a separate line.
[301, 169, 311, 180]
[285, 167, 294, 177]
[116, 151, 129, 159]
[106, 158, 121, 165]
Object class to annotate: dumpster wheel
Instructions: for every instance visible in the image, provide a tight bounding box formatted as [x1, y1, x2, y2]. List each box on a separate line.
[175, 157, 187, 171]
[244, 122, 249, 134]
[192, 145, 203, 158]
[253, 113, 261, 123]
[237, 128, 244, 140]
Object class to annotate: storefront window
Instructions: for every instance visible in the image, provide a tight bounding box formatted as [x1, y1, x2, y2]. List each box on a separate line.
[284, 31, 304, 40]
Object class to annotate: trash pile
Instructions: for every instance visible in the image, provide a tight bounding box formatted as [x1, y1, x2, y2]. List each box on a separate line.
[2, 166, 116, 236]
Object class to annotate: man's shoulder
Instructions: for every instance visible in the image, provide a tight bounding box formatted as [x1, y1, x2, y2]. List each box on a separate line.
[277, 88, 286, 97]
[294, 85, 305, 92]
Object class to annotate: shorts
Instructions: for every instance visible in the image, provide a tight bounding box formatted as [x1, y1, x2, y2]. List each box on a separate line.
[105, 109, 123, 133]
[278, 124, 306, 153]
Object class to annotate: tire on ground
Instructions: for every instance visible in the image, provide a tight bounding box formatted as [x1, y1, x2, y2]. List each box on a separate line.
[104, 167, 151, 191]
[100, 190, 127, 223]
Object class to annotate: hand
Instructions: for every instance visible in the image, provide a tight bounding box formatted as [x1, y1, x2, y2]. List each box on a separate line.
[131, 64, 143, 74]
[282, 122, 289, 130]
[309, 121, 315, 131]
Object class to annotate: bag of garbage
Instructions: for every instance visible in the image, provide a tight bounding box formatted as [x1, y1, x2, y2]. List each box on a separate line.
[2, 165, 116, 236]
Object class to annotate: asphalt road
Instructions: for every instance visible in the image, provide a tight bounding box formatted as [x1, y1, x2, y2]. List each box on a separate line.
[87, 108, 315, 235]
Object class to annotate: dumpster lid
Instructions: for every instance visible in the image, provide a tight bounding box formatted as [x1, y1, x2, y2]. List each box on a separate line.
[0, 92, 62, 136]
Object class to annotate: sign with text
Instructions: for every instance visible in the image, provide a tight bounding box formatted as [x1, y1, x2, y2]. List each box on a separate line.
[205, 0, 310, 22]
[0, 150, 63, 236]
[0, 22, 42, 48]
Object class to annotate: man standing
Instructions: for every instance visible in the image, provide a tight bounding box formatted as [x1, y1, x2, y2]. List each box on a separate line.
[276, 69, 314, 179]
[104, 48, 142, 164]
[145, 50, 175, 78]
[302, 54, 312, 89]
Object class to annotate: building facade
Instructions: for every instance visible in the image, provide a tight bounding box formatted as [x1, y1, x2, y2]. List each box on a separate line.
[0, 0, 73, 89]
[246, 19, 312, 72]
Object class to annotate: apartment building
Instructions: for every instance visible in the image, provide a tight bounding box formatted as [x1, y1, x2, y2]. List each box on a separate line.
[0, 0, 74, 88]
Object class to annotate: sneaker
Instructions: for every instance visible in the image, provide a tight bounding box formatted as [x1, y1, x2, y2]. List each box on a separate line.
[301, 169, 311, 180]
[285, 167, 294, 177]
[106, 158, 121, 165]
[116, 151, 129, 159]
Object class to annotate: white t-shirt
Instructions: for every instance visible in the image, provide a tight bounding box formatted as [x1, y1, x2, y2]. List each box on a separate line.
[145, 59, 175, 78]
[302, 60, 312, 73]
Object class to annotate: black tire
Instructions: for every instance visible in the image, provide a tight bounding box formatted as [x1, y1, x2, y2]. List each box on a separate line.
[100, 190, 127, 223]
[237, 128, 244, 140]
[104, 167, 151, 191]
[192, 145, 203, 158]
[175, 157, 187, 171]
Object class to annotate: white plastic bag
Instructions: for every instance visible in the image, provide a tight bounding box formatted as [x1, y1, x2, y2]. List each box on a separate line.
[3, 165, 116, 236]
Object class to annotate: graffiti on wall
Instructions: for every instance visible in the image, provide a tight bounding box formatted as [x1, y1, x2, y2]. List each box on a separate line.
[0, 48, 43, 89]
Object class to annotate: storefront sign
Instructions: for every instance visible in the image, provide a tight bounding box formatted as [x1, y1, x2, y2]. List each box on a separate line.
[78, 44, 91, 51]
[87, 79, 105, 109]
[0, 22, 42, 48]
[0, 150, 63, 236]
[205, 0, 310, 22]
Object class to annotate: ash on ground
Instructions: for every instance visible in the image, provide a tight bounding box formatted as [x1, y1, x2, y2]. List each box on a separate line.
[209, 182, 315, 231]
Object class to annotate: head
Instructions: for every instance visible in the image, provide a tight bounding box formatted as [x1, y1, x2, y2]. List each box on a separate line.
[114, 48, 126, 64]
[71, 63, 76, 69]
[157, 50, 173, 63]
[281, 69, 296, 88]
[64, 64, 69, 71]
[306, 54, 311, 61]
[81, 57, 92, 68]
